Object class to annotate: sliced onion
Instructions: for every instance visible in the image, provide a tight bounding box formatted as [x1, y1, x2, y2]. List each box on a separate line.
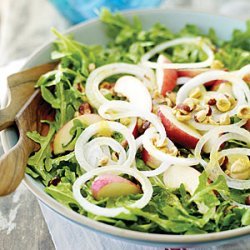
[188, 118, 247, 131]
[176, 70, 248, 116]
[141, 37, 214, 69]
[141, 161, 172, 177]
[195, 125, 250, 189]
[195, 125, 250, 167]
[85, 63, 156, 109]
[83, 137, 126, 167]
[142, 127, 199, 166]
[235, 64, 250, 79]
[207, 148, 250, 190]
[176, 77, 192, 85]
[227, 198, 250, 209]
[73, 166, 153, 217]
[136, 135, 144, 151]
[127, 117, 137, 134]
[98, 100, 166, 146]
[75, 121, 136, 171]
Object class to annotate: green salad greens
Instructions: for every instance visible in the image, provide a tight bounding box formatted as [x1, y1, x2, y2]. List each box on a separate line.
[26, 9, 250, 235]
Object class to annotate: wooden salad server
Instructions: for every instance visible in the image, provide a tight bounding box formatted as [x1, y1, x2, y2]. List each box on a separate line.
[0, 62, 57, 196]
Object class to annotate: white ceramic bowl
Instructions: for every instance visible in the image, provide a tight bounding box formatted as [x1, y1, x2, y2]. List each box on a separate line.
[1, 8, 250, 248]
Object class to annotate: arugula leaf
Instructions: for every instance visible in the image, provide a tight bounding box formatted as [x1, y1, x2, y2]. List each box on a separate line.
[128, 208, 192, 233]
[26, 126, 55, 183]
[190, 172, 229, 208]
[45, 182, 84, 213]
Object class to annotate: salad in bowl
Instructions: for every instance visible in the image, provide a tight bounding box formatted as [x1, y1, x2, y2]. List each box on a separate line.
[25, 9, 250, 235]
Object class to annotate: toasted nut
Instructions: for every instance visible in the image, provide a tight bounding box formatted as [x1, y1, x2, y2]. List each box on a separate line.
[120, 117, 131, 126]
[175, 104, 191, 115]
[100, 81, 115, 90]
[138, 120, 151, 134]
[205, 105, 212, 116]
[79, 102, 92, 115]
[88, 63, 96, 72]
[189, 87, 202, 99]
[225, 94, 236, 108]
[207, 98, 216, 106]
[194, 104, 203, 112]
[166, 92, 177, 105]
[175, 111, 191, 122]
[207, 117, 218, 125]
[121, 140, 128, 148]
[142, 120, 150, 131]
[211, 60, 224, 70]
[158, 143, 178, 156]
[229, 158, 250, 180]
[153, 91, 165, 104]
[194, 110, 207, 123]
[216, 96, 231, 112]
[237, 105, 250, 119]
[219, 113, 231, 125]
[183, 98, 197, 111]
[99, 156, 109, 166]
[111, 152, 119, 162]
[76, 83, 85, 93]
[137, 118, 143, 128]
[164, 97, 173, 107]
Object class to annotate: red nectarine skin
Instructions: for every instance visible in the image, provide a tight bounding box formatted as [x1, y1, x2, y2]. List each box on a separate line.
[157, 55, 177, 95]
[177, 68, 208, 78]
[158, 109, 199, 149]
[141, 148, 161, 169]
[132, 122, 138, 138]
[244, 119, 250, 132]
[177, 69, 223, 87]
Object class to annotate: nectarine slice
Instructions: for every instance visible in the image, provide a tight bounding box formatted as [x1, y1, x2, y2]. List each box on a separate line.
[53, 114, 103, 154]
[156, 55, 177, 95]
[158, 105, 201, 149]
[91, 174, 141, 200]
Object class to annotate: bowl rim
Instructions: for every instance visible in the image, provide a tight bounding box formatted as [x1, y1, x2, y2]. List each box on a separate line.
[2, 7, 250, 245]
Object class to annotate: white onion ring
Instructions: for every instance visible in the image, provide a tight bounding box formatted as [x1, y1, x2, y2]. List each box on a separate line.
[177, 77, 192, 85]
[177, 70, 249, 116]
[98, 100, 166, 146]
[142, 127, 199, 166]
[235, 64, 250, 79]
[83, 137, 126, 167]
[195, 125, 250, 189]
[75, 121, 136, 171]
[72, 166, 153, 217]
[207, 148, 250, 190]
[141, 161, 172, 177]
[85, 63, 156, 109]
[195, 125, 250, 167]
[127, 117, 137, 134]
[141, 37, 214, 69]
[188, 118, 247, 131]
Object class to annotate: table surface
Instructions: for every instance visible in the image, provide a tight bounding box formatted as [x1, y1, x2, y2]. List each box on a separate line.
[0, 1, 250, 250]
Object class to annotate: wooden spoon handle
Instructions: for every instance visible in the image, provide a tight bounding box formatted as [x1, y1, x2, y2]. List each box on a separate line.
[0, 62, 57, 131]
[0, 135, 34, 196]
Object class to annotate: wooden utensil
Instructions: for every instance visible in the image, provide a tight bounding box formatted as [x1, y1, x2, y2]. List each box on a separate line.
[0, 62, 57, 196]
[0, 62, 57, 131]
